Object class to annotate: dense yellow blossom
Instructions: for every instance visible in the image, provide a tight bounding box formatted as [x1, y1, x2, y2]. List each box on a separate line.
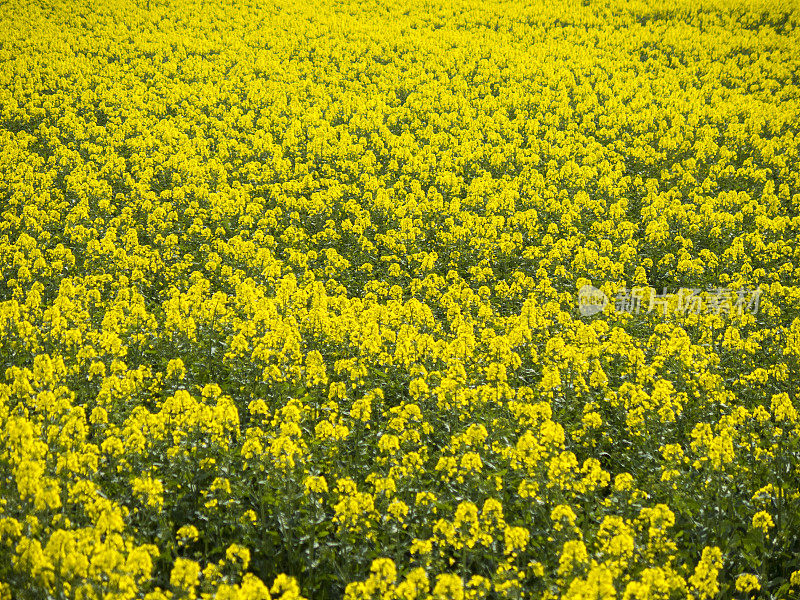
[1, 0, 799, 597]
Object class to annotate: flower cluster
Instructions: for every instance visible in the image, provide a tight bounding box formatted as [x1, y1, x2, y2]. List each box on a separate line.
[1, 0, 799, 598]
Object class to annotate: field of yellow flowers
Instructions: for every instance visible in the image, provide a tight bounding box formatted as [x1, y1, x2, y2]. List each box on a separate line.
[2, 0, 800, 598]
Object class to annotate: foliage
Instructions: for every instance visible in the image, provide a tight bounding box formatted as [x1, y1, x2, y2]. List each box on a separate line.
[1, 0, 800, 598]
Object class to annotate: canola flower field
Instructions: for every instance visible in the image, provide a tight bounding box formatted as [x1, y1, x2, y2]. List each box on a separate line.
[2, 0, 800, 598]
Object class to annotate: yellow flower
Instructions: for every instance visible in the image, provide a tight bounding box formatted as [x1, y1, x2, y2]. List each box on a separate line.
[387, 499, 409, 523]
[503, 526, 530, 556]
[170, 557, 201, 591]
[790, 570, 800, 587]
[131, 475, 165, 510]
[564, 564, 617, 600]
[166, 358, 186, 380]
[558, 540, 589, 578]
[735, 574, 760, 594]
[551, 505, 578, 531]
[688, 547, 723, 600]
[176, 525, 200, 544]
[433, 573, 464, 600]
[225, 543, 251, 570]
[304, 475, 328, 495]
[751, 511, 775, 534]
